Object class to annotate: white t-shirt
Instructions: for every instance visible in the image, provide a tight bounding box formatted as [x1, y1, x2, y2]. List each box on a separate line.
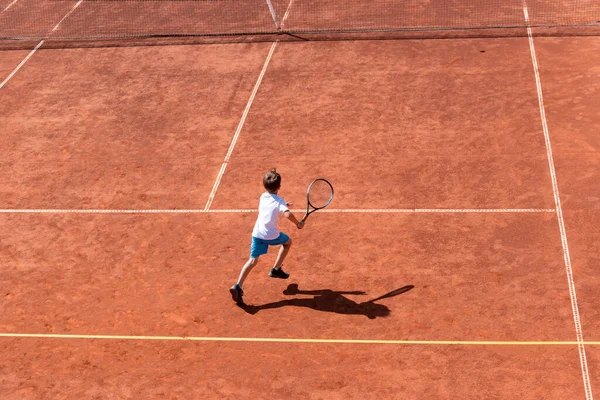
[252, 192, 289, 240]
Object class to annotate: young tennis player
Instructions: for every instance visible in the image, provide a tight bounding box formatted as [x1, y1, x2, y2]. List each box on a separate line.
[230, 168, 304, 304]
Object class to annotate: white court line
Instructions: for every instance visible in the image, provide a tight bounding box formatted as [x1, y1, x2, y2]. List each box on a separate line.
[523, 4, 593, 400]
[203, 0, 296, 211]
[203, 42, 278, 211]
[0, 0, 83, 90]
[264, 0, 280, 30]
[281, 0, 295, 29]
[51, 0, 83, 32]
[0, 208, 554, 214]
[3, 332, 600, 346]
[1, 0, 20, 14]
[0, 40, 44, 89]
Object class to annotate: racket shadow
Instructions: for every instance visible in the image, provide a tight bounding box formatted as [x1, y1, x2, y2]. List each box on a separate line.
[239, 284, 414, 319]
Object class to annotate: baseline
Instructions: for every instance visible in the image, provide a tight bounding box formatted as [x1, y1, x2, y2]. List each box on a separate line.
[3, 332, 600, 346]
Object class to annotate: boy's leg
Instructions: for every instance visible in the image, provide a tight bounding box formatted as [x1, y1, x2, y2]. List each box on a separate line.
[230, 257, 259, 304]
[237, 257, 259, 287]
[272, 238, 292, 270]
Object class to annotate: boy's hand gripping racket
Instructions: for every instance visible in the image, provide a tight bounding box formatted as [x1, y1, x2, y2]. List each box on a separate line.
[300, 178, 334, 224]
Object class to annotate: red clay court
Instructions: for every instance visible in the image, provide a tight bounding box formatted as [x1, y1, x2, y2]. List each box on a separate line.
[1, 0, 600, 398]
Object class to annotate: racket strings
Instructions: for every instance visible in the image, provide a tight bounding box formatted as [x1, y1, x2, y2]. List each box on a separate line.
[308, 180, 333, 209]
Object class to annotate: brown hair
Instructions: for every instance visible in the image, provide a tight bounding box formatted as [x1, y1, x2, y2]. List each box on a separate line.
[263, 168, 281, 192]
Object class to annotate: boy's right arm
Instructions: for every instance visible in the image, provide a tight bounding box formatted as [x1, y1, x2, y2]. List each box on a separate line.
[284, 210, 304, 229]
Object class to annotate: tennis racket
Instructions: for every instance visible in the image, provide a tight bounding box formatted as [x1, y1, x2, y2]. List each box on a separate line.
[300, 178, 334, 223]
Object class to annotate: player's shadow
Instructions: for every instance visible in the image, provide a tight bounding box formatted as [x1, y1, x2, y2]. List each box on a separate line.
[239, 284, 414, 319]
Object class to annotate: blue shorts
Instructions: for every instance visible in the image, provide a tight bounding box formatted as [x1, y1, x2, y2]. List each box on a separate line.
[250, 233, 290, 258]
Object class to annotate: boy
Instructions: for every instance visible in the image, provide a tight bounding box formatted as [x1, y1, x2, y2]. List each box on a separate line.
[230, 168, 304, 304]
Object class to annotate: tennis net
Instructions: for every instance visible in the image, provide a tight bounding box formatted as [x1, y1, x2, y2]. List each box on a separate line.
[1, 0, 599, 41]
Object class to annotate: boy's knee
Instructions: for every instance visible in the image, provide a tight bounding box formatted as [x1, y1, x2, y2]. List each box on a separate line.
[284, 238, 292, 247]
[249, 257, 259, 266]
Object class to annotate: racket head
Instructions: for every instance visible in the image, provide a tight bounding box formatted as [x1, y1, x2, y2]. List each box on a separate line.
[306, 178, 334, 210]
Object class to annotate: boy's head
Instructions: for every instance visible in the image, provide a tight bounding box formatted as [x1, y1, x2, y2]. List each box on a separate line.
[263, 168, 281, 193]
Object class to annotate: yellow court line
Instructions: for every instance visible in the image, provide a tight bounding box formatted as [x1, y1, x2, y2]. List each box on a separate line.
[0, 333, 598, 345]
